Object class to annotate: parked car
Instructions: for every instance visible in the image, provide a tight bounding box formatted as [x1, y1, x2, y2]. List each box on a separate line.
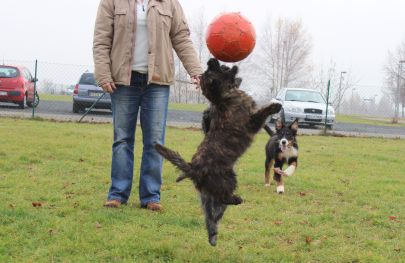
[0, 65, 37, 109]
[271, 88, 336, 129]
[65, 86, 74, 95]
[72, 72, 111, 113]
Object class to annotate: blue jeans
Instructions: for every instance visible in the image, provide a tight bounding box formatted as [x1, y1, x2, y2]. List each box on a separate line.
[108, 72, 170, 206]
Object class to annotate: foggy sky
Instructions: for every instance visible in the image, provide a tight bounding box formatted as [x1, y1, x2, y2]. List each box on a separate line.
[1, 0, 405, 99]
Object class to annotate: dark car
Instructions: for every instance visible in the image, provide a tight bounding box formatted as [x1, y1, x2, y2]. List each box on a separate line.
[0, 65, 37, 109]
[72, 72, 111, 113]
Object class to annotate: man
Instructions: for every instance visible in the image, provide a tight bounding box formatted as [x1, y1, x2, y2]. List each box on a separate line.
[93, 0, 203, 211]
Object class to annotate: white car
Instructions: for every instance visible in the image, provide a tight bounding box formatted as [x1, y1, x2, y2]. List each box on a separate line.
[272, 88, 335, 129]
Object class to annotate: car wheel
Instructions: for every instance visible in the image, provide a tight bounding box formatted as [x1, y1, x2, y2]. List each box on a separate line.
[327, 125, 334, 130]
[26, 94, 33, 107]
[19, 94, 26, 109]
[73, 103, 83, 113]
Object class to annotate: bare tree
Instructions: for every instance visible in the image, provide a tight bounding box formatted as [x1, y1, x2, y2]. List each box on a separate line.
[334, 72, 358, 114]
[39, 79, 56, 94]
[172, 56, 187, 103]
[383, 41, 405, 121]
[254, 18, 313, 97]
[171, 8, 209, 104]
[190, 8, 209, 104]
[312, 61, 358, 113]
[377, 94, 394, 116]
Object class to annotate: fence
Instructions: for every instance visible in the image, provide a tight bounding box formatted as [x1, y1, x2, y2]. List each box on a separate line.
[0, 59, 402, 126]
[0, 59, 208, 123]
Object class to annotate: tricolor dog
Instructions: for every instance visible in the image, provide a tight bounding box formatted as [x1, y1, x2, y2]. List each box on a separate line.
[264, 119, 299, 193]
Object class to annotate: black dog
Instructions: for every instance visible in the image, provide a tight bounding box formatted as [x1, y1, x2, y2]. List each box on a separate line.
[155, 58, 281, 246]
[264, 119, 299, 193]
[201, 64, 242, 134]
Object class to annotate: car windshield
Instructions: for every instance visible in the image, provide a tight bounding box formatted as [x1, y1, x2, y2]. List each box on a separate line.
[0, 66, 19, 78]
[285, 90, 325, 103]
[79, 73, 97, 85]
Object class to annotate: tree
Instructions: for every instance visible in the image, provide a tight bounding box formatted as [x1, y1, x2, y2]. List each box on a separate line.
[171, 8, 209, 104]
[40, 79, 56, 94]
[377, 94, 394, 116]
[189, 8, 209, 104]
[383, 40, 405, 121]
[253, 18, 313, 97]
[172, 56, 186, 103]
[312, 61, 358, 113]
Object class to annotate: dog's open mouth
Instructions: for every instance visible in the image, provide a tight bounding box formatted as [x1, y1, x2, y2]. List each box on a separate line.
[280, 145, 288, 152]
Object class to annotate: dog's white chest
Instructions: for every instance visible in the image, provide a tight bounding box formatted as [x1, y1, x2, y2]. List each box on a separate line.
[282, 147, 298, 160]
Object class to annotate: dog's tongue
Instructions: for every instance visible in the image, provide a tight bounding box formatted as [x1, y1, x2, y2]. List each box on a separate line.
[281, 146, 287, 152]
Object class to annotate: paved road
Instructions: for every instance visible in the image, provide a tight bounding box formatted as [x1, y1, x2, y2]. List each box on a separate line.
[1, 100, 404, 138]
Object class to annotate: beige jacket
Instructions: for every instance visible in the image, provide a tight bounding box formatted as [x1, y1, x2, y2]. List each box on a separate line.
[93, 0, 203, 86]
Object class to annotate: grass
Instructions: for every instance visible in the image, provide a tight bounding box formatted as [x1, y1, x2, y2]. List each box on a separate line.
[168, 103, 207, 112]
[337, 114, 405, 127]
[0, 118, 404, 262]
[39, 93, 73, 102]
[39, 93, 207, 112]
[37, 94, 405, 123]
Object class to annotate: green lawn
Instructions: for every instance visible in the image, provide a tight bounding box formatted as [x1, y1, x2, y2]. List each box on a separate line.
[0, 118, 404, 262]
[168, 103, 207, 112]
[39, 93, 73, 102]
[39, 94, 403, 126]
[39, 93, 207, 112]
[337, 114, 405, 127]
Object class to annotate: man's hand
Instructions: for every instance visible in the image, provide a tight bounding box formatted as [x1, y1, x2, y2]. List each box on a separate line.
[191, 75, 201, 89]
[101, 82, 117, 93]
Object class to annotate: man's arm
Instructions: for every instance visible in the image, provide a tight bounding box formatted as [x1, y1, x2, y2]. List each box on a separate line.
[93, 0, 115, 87]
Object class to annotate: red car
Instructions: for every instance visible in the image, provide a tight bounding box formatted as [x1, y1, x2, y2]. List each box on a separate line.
[0, 65, 37, 109]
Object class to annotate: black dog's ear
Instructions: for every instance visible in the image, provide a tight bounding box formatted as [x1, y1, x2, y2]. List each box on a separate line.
[289, 118, 299, 133]
[207, 58, 221, 71]
[235, 77, 242, 88]
[275, 118, 284, 132]
[220, 65, 231, 72]
[230, 65, 238, 77]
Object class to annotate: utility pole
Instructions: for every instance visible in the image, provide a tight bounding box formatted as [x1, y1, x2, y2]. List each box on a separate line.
[336, 71, 347, 114]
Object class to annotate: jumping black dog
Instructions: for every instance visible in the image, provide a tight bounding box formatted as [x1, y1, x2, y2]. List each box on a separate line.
[155, 58, 282, 246]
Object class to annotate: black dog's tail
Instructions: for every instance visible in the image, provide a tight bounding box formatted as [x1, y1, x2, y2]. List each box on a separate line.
[155, 143, 191, 175]
[263, 123, 275, 137]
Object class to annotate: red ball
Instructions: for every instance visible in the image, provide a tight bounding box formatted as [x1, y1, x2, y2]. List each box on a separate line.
[206, 12, 256, 63]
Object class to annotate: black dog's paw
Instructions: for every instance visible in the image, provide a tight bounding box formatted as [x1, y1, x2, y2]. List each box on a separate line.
[207, 58, 221, 71]
[232, 195, 243, 205]
[208, 234, 217, 247]
[223, 195, 243, 205]
[268, 102, 282, 115]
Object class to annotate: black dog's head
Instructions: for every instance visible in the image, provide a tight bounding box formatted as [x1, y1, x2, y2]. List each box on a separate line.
[200, 59, 241, 103]
[274, 118, 298, 152]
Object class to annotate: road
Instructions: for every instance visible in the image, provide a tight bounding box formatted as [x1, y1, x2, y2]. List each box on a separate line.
[1, 100, 404, 138]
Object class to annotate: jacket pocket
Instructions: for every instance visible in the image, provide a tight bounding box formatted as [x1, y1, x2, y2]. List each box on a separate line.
[156, 7, 172, 30]
[114, 9, 127, 28]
